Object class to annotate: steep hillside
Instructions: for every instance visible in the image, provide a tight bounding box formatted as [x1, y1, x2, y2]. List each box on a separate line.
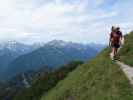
[0, 67, 49, 100]
[0, 61, 83, 100]
[119, 31, 133, 66]
[13, 61, 83, 100]
[41, 47, 133, 100]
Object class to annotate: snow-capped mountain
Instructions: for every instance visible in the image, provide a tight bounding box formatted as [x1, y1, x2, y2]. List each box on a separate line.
[0, 41, 39, 53]
[46, 40, 105, 52]
[46, 40, 69, 47]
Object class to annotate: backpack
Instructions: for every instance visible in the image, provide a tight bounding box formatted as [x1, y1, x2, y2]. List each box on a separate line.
[111, 31, 122, 44]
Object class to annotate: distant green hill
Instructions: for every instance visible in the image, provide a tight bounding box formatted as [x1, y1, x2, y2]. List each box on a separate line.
[41, 32, 133, 100]
[119, 31, 133, 66]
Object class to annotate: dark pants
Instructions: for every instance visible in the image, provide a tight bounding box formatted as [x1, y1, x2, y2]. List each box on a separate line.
[111, 43, 120, 49]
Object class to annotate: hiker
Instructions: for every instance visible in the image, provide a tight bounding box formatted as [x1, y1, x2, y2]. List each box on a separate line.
[109, 26, 123, 60]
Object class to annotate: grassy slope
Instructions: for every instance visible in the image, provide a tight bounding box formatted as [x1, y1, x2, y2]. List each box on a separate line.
[119, 31, 133, 66]
[41, 48, 133, 100]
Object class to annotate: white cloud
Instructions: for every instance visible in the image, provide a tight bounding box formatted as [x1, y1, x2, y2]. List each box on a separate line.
[0, 0, 132, 44]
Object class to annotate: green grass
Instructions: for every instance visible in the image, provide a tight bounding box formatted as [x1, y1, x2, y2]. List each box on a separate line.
[41, 48, 133, 100]
[119, 31, 133, 66]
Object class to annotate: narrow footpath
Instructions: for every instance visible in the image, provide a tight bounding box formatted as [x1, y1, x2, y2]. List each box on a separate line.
[116, 61, 133, 85]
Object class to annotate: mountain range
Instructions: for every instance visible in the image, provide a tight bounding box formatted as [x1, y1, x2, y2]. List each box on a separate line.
[0, 40, 105, 80]
[0, 41, 40, 79]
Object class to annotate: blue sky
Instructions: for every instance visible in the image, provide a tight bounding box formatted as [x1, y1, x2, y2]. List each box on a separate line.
[0, 0, 133, 44]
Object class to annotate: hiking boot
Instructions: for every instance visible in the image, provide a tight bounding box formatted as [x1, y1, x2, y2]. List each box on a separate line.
[110, 53, 114, 60]
[114, 55, 120, 61]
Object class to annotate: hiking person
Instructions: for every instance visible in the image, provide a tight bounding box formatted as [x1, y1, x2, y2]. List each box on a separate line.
[109, 26, 123, 60]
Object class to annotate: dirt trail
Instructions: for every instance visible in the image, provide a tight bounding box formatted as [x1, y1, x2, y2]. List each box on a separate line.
[116, 61, 133, 85]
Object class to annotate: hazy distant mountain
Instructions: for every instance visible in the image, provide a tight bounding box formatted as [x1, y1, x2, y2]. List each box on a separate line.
[0, 41, 41, 79]
[89, 43, 106, 52]
[47, 40, 105, 52]
[6, 40, 104, 79]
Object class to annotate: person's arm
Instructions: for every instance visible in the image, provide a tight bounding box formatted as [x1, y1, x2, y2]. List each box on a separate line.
[109, 33, 112, 47]
[120, 32, 124, 45]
